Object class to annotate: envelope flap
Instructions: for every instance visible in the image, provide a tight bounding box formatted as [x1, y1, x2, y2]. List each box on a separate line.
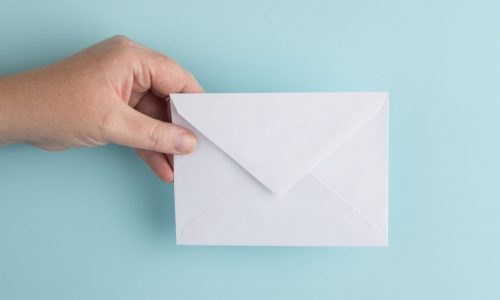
[171, 92, 387, 195]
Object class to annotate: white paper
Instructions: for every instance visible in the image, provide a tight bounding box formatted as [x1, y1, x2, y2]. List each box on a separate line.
[170, 92, 389, 246]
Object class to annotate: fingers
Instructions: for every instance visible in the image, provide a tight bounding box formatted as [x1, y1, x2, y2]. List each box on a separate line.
[104, 101, 197, 154]
[134, 92, 174, 182]
[97, 36, 202, 182]
[132, 45, 204, 96]
[136, 149, 173, 182]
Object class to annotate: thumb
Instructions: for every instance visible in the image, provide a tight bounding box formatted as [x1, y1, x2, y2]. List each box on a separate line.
[104, 103, 197, 154]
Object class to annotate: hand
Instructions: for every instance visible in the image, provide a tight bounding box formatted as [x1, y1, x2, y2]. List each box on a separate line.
[0, 35, 202, 182]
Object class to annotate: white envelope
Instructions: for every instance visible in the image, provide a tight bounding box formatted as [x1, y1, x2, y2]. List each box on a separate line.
[170, 92, 389, 246]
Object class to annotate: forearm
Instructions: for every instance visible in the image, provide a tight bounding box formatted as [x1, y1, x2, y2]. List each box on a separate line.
[0, 74, 24, 146]
[0, 69, 59, 148]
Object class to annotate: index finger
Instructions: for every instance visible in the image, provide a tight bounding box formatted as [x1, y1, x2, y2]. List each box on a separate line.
[133, 45, 204, 97]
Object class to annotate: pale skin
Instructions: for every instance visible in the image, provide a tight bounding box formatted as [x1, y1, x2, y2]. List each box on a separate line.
[0, 35, 201, 182]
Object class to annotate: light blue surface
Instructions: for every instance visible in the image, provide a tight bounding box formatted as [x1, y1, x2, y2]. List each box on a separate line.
[1, 0, 499, 299]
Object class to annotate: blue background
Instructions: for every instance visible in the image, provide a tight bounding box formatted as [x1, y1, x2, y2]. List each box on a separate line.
[1, 0, 499, 299]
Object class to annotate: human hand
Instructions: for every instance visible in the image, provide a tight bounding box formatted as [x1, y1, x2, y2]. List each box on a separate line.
[0, 35, 202, 182]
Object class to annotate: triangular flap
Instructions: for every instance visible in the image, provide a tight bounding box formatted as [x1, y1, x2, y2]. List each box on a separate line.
[171, 92, 388, 195]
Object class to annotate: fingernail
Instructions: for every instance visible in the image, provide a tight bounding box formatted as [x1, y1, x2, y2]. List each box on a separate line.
[174, 133, 197, 154]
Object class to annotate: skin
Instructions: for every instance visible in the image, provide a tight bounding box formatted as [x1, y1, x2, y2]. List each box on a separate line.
[0, 35, 202, 182]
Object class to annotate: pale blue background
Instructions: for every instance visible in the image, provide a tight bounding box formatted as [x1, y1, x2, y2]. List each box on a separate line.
[1, 0, 499, 299]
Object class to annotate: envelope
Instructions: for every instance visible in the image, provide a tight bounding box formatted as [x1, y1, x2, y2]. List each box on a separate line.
[170, 92, 389, 246]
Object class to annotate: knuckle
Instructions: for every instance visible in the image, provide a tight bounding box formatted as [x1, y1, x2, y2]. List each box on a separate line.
[155, 54, 174, 67]
[149, 124, 168, 150]
[110, 35, 136, 58]
[111, 34, 134, 47]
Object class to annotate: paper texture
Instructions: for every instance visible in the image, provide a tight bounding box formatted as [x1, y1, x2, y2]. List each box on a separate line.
[170, 92, 389, 246]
